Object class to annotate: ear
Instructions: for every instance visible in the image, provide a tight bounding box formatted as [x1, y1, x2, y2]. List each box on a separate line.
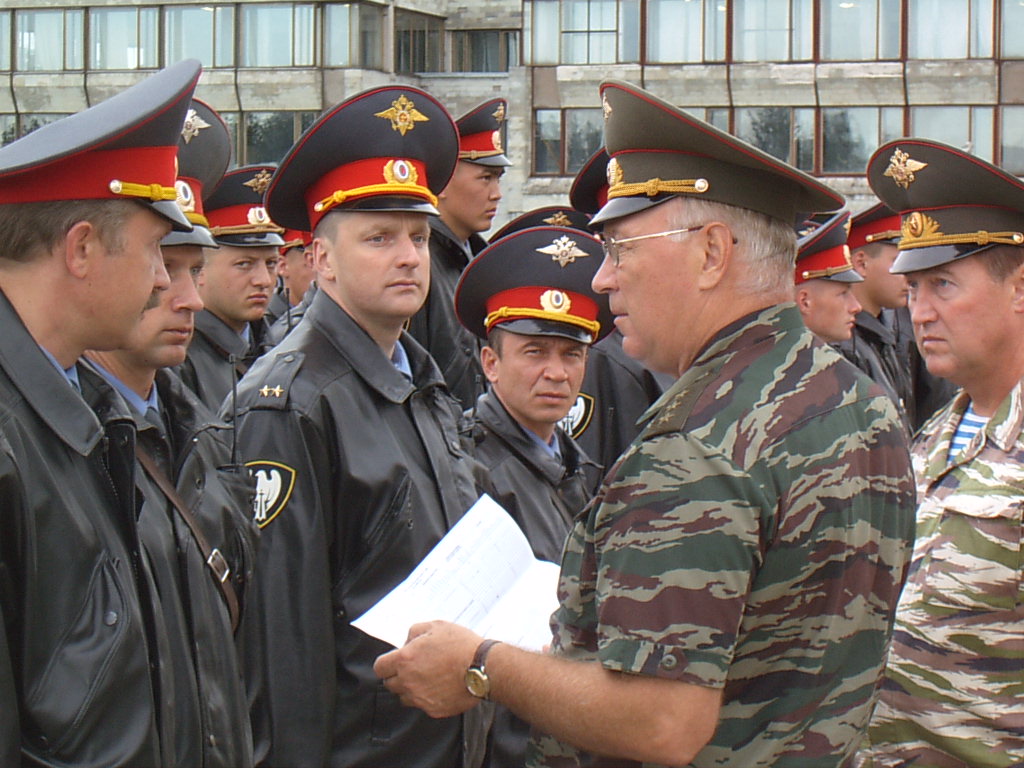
[312, 236, 336, 283]
[480, 345, 500, 384]
[62, 220, 101, 279]
[850, 248, 870, 276]
[795, 285, 812, 312]
[696, 222, 732, 290]
[1009, 260, 1024, 314]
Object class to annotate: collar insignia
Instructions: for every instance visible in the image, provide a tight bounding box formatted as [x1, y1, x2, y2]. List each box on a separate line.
[244, 170, 273, 195]
[884, 148, 928, 190]
[181, 108, 210, 144]
[375, 95, 429, 136]
[537, 235, 589, 267]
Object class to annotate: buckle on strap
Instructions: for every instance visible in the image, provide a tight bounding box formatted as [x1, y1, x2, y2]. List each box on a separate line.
[207, 548, 231, 583]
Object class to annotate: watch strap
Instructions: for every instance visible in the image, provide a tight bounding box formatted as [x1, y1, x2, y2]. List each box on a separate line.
[471, 638, 501, 672]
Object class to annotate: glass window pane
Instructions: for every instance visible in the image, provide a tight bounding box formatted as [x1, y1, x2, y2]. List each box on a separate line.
[325, 4, 353, 66]
[1004, 0, 1024, 57]
[91, 8, 139, 69]
[140, 8, 158, 68]
[530, 0, 559, 64]
[880, 106, 904, 142]
[294, 5, 314, 66]
[821, 0, 878, 61]
[221, 112, 240, 162]
[911, 106, 970, 148]
[215, 7, 235, 66]
[648, 0, 703, 63]
[534, 110, 561, 174]
[908, 0, 967, 59]
[794, 107, 814, 170]
[66, 10, 84, 69]
[707, 108, 729, 131]
[706, 0, 727, 61]
[17, 10, 65, 70]
[359, 4, 383, 68]
[879, 0, 901, 58]
[970, 0, 992, 57]
[971, 106, 993, 161]
[619, 0, 640, 62]
[733, 0, 789, 62]
[562, 32, 589, 63]
[246, 112, 298, 165]
[0, 115, 15, 146]
[1001, 107, 1024, 173]
[166, 6, 215, 66]
[566, 108, 603, 174]
[563, 0, 589, 31]
[823, 107, 878, 173]
[20, 113, 69, 136]
[242, 5, 293, 67]
[735, 107, 792, 162]
[0, 12, 11, 71]
[791, 0, 813, 60]
[589, 31, 616, 63]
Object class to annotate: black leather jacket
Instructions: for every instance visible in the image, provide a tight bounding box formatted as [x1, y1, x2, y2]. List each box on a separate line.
[179, 309, 270, 413]
[266, 283, 317, 346]
[112, 368, 259, 768]
[837, 310, 914, 438]
[0, 289, 169, 766]
[228, 289, 485, 768]
[406, 218, 487, 409]
[559, 330, 666, 488]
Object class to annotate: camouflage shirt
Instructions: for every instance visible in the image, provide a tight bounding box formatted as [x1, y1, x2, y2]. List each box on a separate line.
[526, 304, 916, 768]
[861, 384, 1024, 768]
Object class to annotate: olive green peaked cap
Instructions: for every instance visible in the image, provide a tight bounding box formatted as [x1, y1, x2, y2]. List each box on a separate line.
[591, 80, 844, 227]
[867, 138, 1024, 274]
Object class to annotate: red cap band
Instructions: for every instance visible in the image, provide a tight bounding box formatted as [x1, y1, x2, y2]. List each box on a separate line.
[848, 214, 901, 250]
[304, 156, 433, 230]
[795, 244, 854, 284]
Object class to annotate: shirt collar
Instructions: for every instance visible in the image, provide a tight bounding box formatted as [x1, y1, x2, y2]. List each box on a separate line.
[38, 344, 81, 392]
[87, 358, 157, 416]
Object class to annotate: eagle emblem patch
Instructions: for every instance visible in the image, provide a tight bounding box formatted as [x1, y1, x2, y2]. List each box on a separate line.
[559, 393, 595, 439]
[247, 460, 297, 528]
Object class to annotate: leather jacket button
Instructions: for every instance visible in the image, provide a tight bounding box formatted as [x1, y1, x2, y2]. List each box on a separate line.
[208, 734, 217, 748]
[104, 610, 118, 626]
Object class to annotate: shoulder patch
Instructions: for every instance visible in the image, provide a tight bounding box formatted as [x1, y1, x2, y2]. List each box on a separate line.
[250, 350, 305, 410]
[247, 460, 297, 528]
[559, 392, 595, 439]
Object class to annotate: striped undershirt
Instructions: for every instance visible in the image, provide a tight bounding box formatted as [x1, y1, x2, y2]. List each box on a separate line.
[948, 402, 989, 464]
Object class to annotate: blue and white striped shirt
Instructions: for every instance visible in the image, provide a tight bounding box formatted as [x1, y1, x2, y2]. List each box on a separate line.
[948, 402, 989, 464]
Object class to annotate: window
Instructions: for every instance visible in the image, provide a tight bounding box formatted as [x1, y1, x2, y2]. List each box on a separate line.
[19, 113, 71, 136]
[733, 0, 812, 62]
[734, 107, 814, 170]
[820, 0, 900, 60]
[646, 0, 726, 63]
[0, 11, 10, 71]
[527, 0, 639, 65]
[240, 4, 314, 67]
[908, 0, 992, 59]
[533, 108, 602, 175]
[395, 10, 444, 73]
[165, 5, 234, 68]
[822, 107, 903, 173]
[89, 7, 158, 70]
[1002, 0, 1024, 57]
[0, 115, 15, 146]
[15, 9, 83, 71]
[1001, 107, 1024, 173]
[243, 111, 317, 165]
[324, 3, 384, 68]
[452, 30, 519, 72]
[910, 106, 993, 161]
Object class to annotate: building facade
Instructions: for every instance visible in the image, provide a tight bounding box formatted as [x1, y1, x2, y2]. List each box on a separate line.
[3, 0, 1024, 223]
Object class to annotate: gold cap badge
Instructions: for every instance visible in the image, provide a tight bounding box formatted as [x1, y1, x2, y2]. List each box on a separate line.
[537, 235, 589, 268]
[181, 108, 210, 144]
[884, 148, 928, 190]
[375, 95, 429, 137]
[244, 170, 273, 195]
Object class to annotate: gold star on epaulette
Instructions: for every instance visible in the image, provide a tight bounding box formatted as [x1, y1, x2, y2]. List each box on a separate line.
[884, 149, 928, 190]
[244, 170, 274, 195]
[181, 108, 211, 144]
[537, 235, 589, 267]
[375, 95, 429, 137]
[492, 103, 506, 123]
[543, 211, 573, 226]
[259, 385, 284, 398]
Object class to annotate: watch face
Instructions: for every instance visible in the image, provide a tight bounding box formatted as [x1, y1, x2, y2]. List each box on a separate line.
[464, 667, 490, 699]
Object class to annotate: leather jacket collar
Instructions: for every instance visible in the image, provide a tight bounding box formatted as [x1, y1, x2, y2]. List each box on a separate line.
[194, 309, 249, 360]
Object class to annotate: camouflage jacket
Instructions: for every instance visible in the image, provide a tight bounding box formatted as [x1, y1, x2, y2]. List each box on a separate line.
[527, 303, 916, 768]
[862, 384, 1024, 768]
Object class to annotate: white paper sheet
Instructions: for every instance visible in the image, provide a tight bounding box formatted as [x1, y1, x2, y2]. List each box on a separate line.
[352, 494, 560, 651]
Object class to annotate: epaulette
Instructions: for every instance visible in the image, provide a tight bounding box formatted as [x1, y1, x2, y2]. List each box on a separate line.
[641, 368, 716, 439]
[249, 350, 305, 411]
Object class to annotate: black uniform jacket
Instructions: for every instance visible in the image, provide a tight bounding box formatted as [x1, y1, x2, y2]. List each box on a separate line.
[406, 217, 487, 409]
[0, 289, 169, 766]
[229, 289, 485, 768]
[266, 283, 317, 347]
[179, 309, 270, 413]
[112, 368, 258, 768]
[837, 310, 914, 438]
[559, 330, 665, 489]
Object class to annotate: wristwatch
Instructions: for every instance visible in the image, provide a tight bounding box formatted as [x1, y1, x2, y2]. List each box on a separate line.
[464, 639, 502, 699]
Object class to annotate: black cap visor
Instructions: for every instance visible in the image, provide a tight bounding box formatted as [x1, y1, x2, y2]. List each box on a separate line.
[492, 318, 594, 345]
[148, 199, 194, 232]
[214, 231, 286, 248]
[162, 224, 218, 249]
[589, 194, 676, 228]
[891, 243, 998, 274]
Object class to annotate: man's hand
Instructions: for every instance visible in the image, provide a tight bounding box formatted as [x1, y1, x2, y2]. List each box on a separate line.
[373, 621, 485, 718]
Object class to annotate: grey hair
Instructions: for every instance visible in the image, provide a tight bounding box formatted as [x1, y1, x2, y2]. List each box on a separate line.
[665, 196, 796, 297]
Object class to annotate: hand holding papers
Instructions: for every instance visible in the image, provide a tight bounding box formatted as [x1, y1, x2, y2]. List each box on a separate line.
[353, 495, 560, 651]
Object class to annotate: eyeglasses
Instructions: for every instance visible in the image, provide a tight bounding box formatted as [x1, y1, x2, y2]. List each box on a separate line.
[599, 224, 707, 267]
